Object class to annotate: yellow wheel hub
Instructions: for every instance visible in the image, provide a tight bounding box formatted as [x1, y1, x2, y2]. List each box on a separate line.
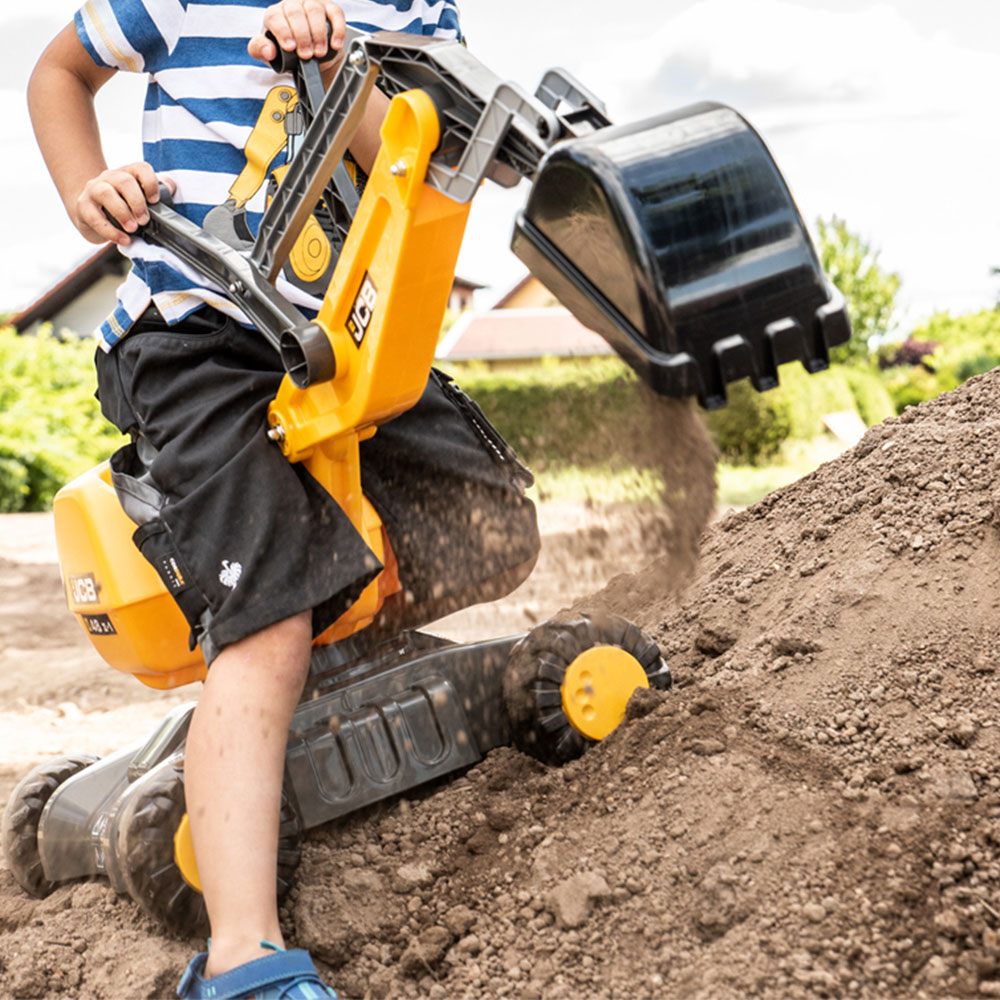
[561, 645, 649, 741]
[174, 813, 203, 893]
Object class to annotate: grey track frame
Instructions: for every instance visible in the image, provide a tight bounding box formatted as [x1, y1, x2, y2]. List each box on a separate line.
[33, 633, 521, 892]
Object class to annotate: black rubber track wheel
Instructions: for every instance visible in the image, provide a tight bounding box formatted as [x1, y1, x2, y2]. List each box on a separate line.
[116, 761, 303, 937]
[1, 753, 101, 897]
[502, 612, 669, 766]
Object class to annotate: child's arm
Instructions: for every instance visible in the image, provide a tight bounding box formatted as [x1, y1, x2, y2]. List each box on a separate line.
[28, 24, 165, 248]
[247, 0, 390, 174]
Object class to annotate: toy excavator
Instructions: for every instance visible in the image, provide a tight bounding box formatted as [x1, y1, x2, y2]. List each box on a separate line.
[2, 29, 849, 935]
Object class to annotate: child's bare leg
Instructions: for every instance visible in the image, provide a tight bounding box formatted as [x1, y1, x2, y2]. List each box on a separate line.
[183, 611, 312, 978]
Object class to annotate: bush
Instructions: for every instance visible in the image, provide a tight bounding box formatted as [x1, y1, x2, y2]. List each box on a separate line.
[839, 366, 896, 428]
[816, 216, 901, 366]
[879, 309, 1000, 413]
[443, 358, 647, 471]
[702, 362, 892, 465]
[698, 379, 792, 465]
[0, 325, 122, 511]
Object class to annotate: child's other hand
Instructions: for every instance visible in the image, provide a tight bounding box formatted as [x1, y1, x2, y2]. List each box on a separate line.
[73, 164, 174, 247]
[248, 1, 347, 65]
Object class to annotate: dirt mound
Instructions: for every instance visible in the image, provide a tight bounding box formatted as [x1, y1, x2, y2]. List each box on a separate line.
[5, 369, 1000, 998]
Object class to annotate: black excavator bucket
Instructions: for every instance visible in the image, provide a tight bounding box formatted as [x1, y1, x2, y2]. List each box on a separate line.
[511, 101, 850, 410]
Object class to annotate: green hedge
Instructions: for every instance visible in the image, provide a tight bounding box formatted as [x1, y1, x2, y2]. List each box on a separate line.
[443, 358, 648, 471]
[446, 356, 896, 470]
[840, 365, 897, 427]
[0, 326, 121, 512]
[0, 326, 906, 514]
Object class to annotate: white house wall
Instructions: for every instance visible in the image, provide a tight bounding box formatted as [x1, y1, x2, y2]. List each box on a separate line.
[21, 273, 123, 340]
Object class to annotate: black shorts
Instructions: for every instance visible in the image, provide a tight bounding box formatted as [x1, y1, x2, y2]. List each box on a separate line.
[95, 306, 539, 663]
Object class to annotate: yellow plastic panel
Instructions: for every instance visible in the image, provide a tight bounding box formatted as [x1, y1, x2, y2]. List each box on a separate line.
[53, 464, 206, 689]
[269, 89, 473, 462]
[56, 92, 474, 683]
[268, 88, 472, 638]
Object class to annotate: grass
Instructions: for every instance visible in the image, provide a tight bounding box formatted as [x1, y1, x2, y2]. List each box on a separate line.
[529, 463, 665, 506]
[716, 436, 849, 507]
[529, 435, 850, 510]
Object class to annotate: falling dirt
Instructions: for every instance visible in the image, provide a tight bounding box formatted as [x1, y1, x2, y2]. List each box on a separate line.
[5, 368, 1000, 999]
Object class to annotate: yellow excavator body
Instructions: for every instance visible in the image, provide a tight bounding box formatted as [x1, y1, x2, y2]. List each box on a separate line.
[55, 88, 469, 683]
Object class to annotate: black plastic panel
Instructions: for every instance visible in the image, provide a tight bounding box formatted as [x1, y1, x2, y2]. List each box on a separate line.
[512, 102, 850, 408]
[285, 634, 518, 830]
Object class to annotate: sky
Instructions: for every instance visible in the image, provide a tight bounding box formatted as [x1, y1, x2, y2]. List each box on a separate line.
[1, 0, 998, 333]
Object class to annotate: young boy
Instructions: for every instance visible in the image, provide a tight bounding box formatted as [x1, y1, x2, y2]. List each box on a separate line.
[28, 2, 539, 996]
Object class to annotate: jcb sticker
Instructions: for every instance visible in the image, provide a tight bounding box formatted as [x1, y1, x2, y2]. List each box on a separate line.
[68, 573, 99, 605]
[346, 272, 377, 347]
[82, 614, 117, 637]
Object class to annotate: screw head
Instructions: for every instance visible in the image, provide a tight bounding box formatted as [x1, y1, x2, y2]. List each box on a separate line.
[267, 424, 285, 444]
[348, 47, 365, 68]
[389, 159, 408, 177]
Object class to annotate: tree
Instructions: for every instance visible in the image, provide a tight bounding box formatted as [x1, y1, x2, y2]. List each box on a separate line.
[815, 216, 901, 366]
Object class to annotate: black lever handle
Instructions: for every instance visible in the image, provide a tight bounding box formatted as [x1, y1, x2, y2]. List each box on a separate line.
[265, 22, 336, 75]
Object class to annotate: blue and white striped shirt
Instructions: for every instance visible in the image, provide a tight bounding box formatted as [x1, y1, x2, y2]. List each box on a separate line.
[74, 0, 462, 349]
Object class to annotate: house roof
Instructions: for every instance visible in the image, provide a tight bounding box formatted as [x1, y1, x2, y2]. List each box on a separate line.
[10, 244, 126, 332]
[490, 273, 535, 310]
[451, 275, 487, 292]
[437, 307, 612, 362]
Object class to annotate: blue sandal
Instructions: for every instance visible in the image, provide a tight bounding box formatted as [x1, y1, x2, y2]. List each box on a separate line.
[177, 941, 337, 999]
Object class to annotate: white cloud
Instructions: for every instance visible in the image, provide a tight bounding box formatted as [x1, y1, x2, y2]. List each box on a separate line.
[614, 1, 997, 121]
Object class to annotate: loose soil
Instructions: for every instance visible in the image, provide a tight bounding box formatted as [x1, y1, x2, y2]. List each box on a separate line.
[4, 371, 1000, 1000]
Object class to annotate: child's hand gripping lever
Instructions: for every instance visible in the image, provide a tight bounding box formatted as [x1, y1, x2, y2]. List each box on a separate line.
[98, 180, 175, 218]
[261, 19, 362, 114]
[103, 189, 337, 389]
